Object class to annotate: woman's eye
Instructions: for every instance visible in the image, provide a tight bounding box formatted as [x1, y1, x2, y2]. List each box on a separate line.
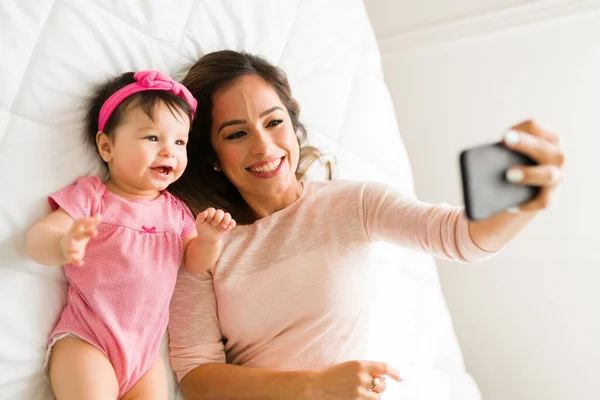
[226, 131, 246, 140]
[145, 135, 159, 142]
[267, 119, 283, 128]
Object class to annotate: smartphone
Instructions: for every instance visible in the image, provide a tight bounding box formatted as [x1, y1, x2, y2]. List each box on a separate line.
[459, 142, 540, 221]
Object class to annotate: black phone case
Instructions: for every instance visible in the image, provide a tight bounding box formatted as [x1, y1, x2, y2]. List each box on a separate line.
[460, 142, 540, 221]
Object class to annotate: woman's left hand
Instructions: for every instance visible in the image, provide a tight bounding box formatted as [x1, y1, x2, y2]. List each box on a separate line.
[468, 120, 565, 252]
[502, 120, 565, 212]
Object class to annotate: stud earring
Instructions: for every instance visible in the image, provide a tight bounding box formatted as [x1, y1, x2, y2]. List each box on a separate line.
[213, 165, 220, 171]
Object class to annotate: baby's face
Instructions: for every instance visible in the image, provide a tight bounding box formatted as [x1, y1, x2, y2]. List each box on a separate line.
[103, 102, 190, 196]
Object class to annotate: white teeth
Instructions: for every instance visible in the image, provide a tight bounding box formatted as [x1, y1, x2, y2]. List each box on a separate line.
[250, 158, 281, 173]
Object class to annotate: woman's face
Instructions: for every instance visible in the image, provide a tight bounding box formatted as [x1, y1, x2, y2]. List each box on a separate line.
[210, 74, 300, 202]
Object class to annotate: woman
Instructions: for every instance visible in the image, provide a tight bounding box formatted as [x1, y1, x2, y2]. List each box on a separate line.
[167, 50, 564, 399]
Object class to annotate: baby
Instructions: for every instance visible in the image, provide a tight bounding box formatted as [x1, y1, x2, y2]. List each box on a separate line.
[26, 70, 234, 399]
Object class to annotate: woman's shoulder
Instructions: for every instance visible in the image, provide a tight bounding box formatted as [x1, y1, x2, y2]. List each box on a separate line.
[306, 179, 368, 196]
[300, 179, 370, 213]
[306, 179, 400, 203]
[305, 179, 411, 209]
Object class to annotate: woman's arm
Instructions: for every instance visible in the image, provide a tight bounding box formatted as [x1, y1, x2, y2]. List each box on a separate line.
[362, 120, 563, 261]
[361, 183, 491, 262]
[180, 364, 312, 400]
[170, 271, 301, 400]
[180, 361, 401, 400]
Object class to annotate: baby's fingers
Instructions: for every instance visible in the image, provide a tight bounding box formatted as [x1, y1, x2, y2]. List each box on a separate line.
[90, 213, 102, 226]
[210, 209, 225, 226]
[219, 213, 232, 230]
[72, 215, 101, 230]
[69, 218, 97, 240]
[196, 209, 209, 223]
[224, 219, 236, 231]
[63, 246, 85, 266]
[70, 255, 84, 267]
[197, 208, 216, 225]
[223, 219, 236, 231]
[71, 226, 97, 241]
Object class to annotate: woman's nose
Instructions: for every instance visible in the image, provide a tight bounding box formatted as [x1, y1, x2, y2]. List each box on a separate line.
[251, 130, 273, 155]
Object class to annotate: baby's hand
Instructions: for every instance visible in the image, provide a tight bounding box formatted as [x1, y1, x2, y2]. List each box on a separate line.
[195, 208, 236, 244]
[59, 214, 101, 266]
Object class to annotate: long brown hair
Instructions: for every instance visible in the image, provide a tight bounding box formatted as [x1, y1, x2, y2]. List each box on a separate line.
[169, 50, 332, 223]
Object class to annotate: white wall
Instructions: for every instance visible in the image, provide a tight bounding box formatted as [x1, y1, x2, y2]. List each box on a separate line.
[364, 1, 600, 399]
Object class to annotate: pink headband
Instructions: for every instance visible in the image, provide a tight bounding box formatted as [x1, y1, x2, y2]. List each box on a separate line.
[98, 70, 198, 131]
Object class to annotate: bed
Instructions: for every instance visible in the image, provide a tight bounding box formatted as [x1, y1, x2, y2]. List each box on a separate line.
[0, 1, 481, 399]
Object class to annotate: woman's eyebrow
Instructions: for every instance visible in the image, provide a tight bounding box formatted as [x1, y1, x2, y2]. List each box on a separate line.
[217, 119, 245, 134]
[217, 106, 284, 134]
[259, 106, 283, 118]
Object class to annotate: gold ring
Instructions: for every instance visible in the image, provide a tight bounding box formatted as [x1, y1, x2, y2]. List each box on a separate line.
[370, 376, 381, 391]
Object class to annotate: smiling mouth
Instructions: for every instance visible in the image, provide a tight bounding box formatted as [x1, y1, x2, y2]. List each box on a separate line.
[151, 166, 173, 175]
[247, 157, 283, 174]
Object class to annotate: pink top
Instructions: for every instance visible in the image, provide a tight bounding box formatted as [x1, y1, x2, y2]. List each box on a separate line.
[49, 176, 195, 394]
[168, 180, 495, 382]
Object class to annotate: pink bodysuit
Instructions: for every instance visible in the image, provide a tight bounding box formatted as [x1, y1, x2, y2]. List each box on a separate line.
[47, 176, 195, 397]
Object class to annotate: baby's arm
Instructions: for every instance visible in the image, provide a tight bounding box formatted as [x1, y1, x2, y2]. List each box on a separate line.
[183, 208, 236, 273]
[26, 209, 101, 266]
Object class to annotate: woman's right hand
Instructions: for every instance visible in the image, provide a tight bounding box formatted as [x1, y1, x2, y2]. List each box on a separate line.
[59, 214, 101, 266]
[311, 360, 401, 399]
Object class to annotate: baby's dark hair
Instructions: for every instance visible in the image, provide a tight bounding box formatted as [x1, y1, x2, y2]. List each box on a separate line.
[85, 72, 195, 160]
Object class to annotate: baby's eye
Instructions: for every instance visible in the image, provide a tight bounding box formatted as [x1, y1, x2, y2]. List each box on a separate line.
[267, 119, 283, 128]
[226, 131, 246, 140]
[145, 135, 159, 142]
[175, 139, 186, 146]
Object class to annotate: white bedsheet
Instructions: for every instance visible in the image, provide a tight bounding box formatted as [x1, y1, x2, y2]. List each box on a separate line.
[0, 1, 480, 399]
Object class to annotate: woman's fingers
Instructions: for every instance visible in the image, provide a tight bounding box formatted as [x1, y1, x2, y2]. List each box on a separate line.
[519, 187, 555, 211]
[368, 375, 387, 394]
[363, 361, 401, 382]
[506, 165, 563, 187]
[357, 373, 383, 399]
[503, 129, 564, 166]
[501, 120, 565, 214]
[316, 360, 401, 400]
[510, 120, 561, 145]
